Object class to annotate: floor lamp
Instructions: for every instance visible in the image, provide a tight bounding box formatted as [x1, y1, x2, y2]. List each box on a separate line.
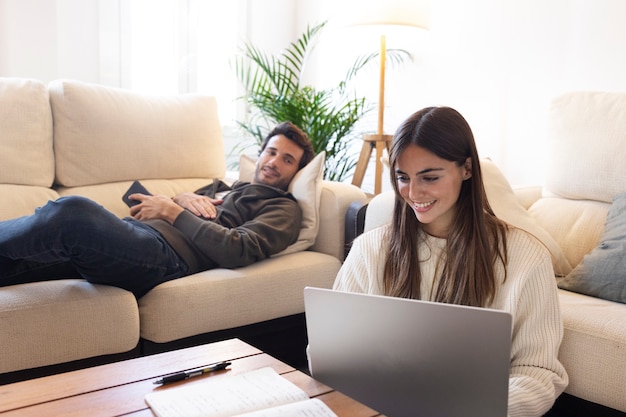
[348, 1, 430, 194]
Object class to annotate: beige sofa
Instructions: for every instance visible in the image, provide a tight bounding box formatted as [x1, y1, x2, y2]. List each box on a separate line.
[0, 78, 368, 383]
[359, 91, 626, 415]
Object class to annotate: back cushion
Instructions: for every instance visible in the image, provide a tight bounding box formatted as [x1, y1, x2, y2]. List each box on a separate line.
[545, 91, 626, 202]
[530, 91, 626, 268]
[0, 78, 54, 187]
[49, 80, 224, 187]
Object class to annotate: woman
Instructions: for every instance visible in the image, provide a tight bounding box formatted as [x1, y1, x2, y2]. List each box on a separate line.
[335, 107, 568, 416]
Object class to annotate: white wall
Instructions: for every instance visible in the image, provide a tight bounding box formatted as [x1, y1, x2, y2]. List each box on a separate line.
[299, 0, 626, 187]
[2, 0, 626, 187]
[0, 0, 58, 81]
[0, 0, 100, 83]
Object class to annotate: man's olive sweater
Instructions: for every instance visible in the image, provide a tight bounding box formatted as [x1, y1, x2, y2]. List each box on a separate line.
[144, 182, 302, 273]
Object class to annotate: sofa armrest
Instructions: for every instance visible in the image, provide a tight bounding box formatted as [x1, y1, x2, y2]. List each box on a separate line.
[344, 200, 370, 259]
[513, 185, 542, 210]
[312, 181, 368, 261]
[364, 190, 395, 232]
[345, 190, 396, 258]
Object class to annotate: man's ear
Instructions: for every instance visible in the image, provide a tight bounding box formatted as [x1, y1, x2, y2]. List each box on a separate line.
[463, 157, 472, 180]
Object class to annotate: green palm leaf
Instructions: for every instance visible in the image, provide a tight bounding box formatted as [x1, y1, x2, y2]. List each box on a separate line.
[232, 20, 410, 181]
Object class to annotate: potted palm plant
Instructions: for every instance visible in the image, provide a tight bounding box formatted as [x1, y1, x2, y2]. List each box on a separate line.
[232, 21, 409, 181]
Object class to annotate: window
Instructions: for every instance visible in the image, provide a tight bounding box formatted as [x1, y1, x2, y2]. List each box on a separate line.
[101, 0, 243, 127]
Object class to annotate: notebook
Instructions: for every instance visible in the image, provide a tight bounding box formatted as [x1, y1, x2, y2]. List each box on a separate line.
[304, 287, 512, 417]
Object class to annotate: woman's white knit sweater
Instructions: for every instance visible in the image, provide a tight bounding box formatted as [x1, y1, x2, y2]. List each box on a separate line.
[334, 225, 568, 417]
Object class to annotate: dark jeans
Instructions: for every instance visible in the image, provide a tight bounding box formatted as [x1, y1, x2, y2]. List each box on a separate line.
[0, 196, 189, 298]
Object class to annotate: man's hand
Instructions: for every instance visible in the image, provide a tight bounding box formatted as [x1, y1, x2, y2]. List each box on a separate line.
[171, 192, 223, 219]
[129, 194, 184, 224]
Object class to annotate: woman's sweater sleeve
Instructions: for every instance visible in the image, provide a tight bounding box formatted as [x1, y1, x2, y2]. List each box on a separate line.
[333, 227, 387, 294]
[504, 231, 569, 417]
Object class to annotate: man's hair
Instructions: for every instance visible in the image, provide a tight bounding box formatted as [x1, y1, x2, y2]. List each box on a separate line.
[260, 121, 315, 170]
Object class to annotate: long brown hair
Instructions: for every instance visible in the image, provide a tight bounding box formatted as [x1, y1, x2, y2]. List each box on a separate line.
[383, 107, 508, 307]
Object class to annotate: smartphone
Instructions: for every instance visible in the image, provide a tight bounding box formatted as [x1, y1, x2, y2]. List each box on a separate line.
[122, 180, 152, 207]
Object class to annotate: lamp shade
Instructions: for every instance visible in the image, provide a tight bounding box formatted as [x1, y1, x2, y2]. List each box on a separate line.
[339, 0, 430, 195]
[339, 0, 430, 30]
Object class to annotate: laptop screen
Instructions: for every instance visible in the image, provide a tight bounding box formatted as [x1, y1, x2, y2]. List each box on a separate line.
[304, 287, 512, 417]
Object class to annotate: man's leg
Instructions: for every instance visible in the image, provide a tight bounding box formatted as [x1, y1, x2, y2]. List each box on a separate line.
[0, 196, 189, 298]
[0, 257, 82, 285]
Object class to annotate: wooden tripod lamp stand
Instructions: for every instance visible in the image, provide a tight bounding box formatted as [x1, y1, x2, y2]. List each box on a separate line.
[346, 0, 430, 195]
[351, 35, 393, 195]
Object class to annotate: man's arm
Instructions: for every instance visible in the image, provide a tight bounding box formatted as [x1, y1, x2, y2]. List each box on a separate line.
[129, 194, 183, 222]
[128, 192, 223, 220]
[172, 192, 223, 219]
[172, 198, 301, 268]
[128, 188, 302, 269]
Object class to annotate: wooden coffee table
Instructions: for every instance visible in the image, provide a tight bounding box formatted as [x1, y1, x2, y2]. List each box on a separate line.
[0, 338, 381, 416]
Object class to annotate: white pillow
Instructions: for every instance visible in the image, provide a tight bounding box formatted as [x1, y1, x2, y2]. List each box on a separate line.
[239, 152, 325, 256]
[480, 158, 572, 276]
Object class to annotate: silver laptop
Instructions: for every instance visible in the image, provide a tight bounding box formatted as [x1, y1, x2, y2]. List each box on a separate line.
[304, 287, 512, 417]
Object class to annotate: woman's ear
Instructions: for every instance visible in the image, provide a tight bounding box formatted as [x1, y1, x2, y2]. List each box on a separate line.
[463, 157, 472, 180]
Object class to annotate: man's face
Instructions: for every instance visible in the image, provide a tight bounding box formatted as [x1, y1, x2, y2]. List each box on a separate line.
[253, 134, 304, 190]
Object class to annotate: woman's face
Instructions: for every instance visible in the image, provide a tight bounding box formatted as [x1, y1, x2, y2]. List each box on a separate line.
[395, 144, 471, 238]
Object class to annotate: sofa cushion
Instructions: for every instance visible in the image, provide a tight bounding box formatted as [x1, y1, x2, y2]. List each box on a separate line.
[239, 152, 325, 255]
[139, 251, 340, 343]
[48, 79, 224, 187]
[0, 280, 139, 374]
[534, 91, 626, 272]
[557, 289, 626, 412]
[0, 78, 54, 187]
[0, 184, 60, 221]
[546, 91, 626, 203]
[558, 192, 626, 304]
[480, 158, 572, 276]
[529, 196, 609, 270]
[57, 178, 220, 219]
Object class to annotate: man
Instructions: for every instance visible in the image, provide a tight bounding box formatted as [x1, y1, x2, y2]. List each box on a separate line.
[0, 122, 314, 298]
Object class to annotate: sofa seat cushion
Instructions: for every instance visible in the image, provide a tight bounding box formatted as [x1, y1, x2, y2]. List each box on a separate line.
[56, 178, 219, 218]
[0, 184, 60, 221]
[558, 289, 626, 412]
[0, 280, 139, 374]
[139, 251, 341, 343]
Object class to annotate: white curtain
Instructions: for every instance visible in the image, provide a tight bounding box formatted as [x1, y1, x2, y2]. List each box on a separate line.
[99, 0, 244, 127]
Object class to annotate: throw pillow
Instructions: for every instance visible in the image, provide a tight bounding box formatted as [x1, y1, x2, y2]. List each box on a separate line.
[480, 158, 572, 277]
[239, 152, 326, 256]
[557, 191, 626, 304]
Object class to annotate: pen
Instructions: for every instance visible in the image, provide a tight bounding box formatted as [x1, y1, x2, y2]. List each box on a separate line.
[153, 360, 231, 385]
